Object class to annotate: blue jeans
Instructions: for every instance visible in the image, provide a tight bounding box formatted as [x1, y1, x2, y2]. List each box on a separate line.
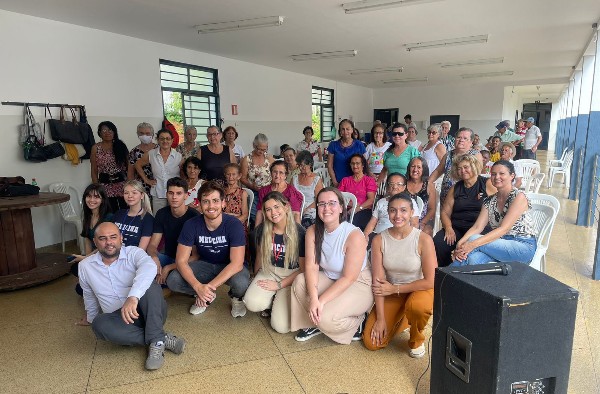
[450, 234, 537, 266]
[166, 260, 250, 299]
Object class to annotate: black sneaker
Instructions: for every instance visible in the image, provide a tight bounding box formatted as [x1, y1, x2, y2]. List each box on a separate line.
[352, 314, 367, 341]
[295, 327, 322, 342]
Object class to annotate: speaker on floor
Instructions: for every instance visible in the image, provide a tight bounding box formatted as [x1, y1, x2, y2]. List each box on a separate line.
[430, 262, 578, 394]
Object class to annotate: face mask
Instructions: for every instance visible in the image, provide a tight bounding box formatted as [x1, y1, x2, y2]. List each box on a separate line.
[139, 135, 153, 144]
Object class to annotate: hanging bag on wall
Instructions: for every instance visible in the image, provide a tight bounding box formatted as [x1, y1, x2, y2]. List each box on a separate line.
[79, 106, 95, 160]
[19, 105, 44, 146]
[47, 105, 89, 144]
[42, 141, 66, 160]
[23, 135, 47, 162]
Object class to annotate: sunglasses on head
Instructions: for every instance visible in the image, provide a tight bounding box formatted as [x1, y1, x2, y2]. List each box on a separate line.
[391, 131, 405, 137]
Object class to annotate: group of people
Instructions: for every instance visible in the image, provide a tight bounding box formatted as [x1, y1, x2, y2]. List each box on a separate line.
[73, 118, 540, 371]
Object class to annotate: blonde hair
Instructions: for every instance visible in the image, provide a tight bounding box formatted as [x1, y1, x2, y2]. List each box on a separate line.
[450, 154, 482, 180]
[258, 192, 299, 272]
[123, 180, 152, 216]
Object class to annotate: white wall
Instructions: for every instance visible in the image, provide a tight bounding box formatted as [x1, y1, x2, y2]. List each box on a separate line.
[373, 82, 506, 144]
[0, 10, 372, 247]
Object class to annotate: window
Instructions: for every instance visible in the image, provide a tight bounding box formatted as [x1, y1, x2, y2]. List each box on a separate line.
[160, 59, 220, 144]
[312, 86, 335, 143]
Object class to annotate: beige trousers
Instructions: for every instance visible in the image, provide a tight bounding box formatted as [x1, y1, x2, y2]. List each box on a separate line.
[243, 266, 297, 334]
[290, 269, 374, 344]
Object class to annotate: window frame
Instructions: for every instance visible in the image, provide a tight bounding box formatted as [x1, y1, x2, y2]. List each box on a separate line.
[312, 86, 335, 143]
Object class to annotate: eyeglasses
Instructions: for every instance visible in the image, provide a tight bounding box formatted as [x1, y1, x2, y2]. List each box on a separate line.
[391, 132, 405, 137]
[387, 182, 405, 187]
[207, 132, 221, 137]
[316, 201, 339, 208]
[427, 131, 438, 135]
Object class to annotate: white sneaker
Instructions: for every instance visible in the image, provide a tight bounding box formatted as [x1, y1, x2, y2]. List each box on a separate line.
[189, 303, 206, 315]
[409, 344, 426, 358]
[231, 297, 247, 318]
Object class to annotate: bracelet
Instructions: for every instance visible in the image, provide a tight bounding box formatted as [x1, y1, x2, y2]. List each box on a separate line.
[396, 285, 400, 296]
[277, 280, 282, 290]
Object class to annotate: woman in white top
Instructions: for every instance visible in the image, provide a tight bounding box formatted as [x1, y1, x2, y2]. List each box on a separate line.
[223, 126, 245, 164]
[364, 123, 391, 177]
[297, 126, 323, 161]
[290, 187, 373, 344]
[363, 193, 436, 358]
[292, 150, 324, 228]
[135, 129, 183, 214]
[420, 123, 446, 174]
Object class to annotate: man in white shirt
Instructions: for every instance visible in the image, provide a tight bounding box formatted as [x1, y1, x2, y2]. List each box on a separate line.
[79, 222, 186, 370]
[523, 117, 542, 159]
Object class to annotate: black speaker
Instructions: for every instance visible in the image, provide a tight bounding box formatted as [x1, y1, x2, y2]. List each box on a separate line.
[430, 263, 579, 394]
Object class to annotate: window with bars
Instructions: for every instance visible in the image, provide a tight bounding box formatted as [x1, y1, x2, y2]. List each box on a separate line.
[312, 86, 335, 143]
[160, 59, 220, 144]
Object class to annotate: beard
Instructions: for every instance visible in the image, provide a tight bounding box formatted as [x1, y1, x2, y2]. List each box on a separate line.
[99, 245, 121, 259]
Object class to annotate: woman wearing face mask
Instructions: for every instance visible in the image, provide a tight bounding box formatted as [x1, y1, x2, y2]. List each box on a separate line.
[128, 122, 158, 199]
[176, 125, 201, 160]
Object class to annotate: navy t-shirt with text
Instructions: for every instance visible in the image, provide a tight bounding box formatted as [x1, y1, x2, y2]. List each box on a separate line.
[113, 209, 154, 248]
[178, 213, 245, 265]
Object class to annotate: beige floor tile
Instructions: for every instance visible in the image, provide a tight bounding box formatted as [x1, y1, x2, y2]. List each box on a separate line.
[87, 292, 280, 390]
[0, 275, 84, 329]
[0, 319, 96, 394]
[284, 332, 431, 394]
[90, 355, 303, 393]
[568, 348, 600, 394]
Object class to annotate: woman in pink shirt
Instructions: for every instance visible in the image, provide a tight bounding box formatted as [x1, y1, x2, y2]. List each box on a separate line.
[338, 154, 377, 230]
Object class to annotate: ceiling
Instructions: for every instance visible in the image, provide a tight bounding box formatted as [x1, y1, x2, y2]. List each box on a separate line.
[1, 0, 598, 91]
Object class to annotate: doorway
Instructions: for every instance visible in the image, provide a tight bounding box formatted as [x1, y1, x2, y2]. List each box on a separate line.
[373, 108, 399, 129]
[522, 102, 552, 151]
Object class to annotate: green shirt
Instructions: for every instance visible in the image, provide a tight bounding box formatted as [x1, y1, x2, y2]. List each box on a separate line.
[494, 129, 521, 143]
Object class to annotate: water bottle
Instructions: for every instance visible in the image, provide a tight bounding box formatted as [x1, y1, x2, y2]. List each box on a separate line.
[31, 178, 38, 186]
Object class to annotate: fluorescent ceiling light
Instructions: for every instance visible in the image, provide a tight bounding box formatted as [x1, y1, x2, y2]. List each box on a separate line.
[440, 57, 504, 68]
[291, 50, 358, 61]
[404, 34, 488, 51]
[195, 16, 284, 34]
[382, 77, 428, 84]
[461, 71, 514, 79]
[348, 67, 403, 75]
[342, 0, 443, 14]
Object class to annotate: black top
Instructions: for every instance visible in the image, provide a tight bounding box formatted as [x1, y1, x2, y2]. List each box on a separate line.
[153, 206, 199, 258]
[451, 176, 488, 232]
[200, 145, 230, 182]
[254, 223, 306, 269]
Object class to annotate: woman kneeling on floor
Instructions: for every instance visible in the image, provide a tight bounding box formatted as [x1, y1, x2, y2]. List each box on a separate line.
[363, 192, 436, 358]
[290, 187, 373, 344]
[243, 192, 305, 333]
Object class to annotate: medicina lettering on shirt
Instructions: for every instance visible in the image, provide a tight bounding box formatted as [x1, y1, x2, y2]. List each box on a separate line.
[197, 235, 228, 244]
[114, 222, 140, 233]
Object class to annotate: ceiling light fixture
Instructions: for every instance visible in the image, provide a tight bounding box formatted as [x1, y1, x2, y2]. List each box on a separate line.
[291, 50, 358, 61]
[404, 34, 488, 51]
[348, 67, 403, 75]
[342, 0, 443, 14]
[382, 77, 428, 84]
[195, 16, 284, 34]
[440, 57, 504, 68]
[461, 71, 514, 79]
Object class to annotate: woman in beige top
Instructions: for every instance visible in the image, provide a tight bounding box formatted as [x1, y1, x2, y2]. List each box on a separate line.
[363, 193, 437, 359]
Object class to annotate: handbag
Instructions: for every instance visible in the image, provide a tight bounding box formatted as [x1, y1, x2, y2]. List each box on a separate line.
[0, 176, 40, 197]
[19, 105, 44, 146]
[79, 106, 95, 160]
[23, 135, 47, 162]
[42, 142, 66, 160]
[47, 106, 89, 144]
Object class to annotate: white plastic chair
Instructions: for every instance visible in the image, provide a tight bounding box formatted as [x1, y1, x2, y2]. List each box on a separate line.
[525, 193, 560, 272]
[514, 159, 540, 190]
[242, 187, 254, 227]
[341, 191, 358, 224]
[313, 161, 325, 170]
[415, 195, 424, 214]
[548, 148, 570, 169]
[315, 168, 331, 188]
[524, 173, 545, 193]
[299, 192, 306, 218]
[376, 175, 387, 200]
[48, 182, 85, 254]
[548, 149, 574, 188]
[433, 179, 442, 234]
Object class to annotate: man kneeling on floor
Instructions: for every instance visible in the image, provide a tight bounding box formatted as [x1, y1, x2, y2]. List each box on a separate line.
[79, 222, 186, 370]
[167, 180, 250, 317]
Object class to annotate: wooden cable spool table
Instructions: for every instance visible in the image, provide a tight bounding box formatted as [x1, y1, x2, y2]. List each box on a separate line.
[0, 192, 71, 291]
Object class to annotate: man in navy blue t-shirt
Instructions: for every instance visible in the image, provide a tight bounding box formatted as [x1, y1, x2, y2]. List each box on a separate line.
[167, 181, 250, 318]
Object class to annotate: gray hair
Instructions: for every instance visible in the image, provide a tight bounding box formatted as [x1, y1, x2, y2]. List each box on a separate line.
[136, 122, 154, 135]
[206, 125, 220, 133]
[457, 127, 475, 141]
[427, 123, 441, 134]
[184, 125, 197, 133]
[253, 133, 269, 148]
[441, 120, 451, 128]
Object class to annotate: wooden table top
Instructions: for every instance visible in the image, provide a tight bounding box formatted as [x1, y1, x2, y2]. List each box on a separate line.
[0, 192, 69, 211]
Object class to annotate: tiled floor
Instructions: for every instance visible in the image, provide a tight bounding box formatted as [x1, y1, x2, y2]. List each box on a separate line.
[1, 151, 599, 393]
